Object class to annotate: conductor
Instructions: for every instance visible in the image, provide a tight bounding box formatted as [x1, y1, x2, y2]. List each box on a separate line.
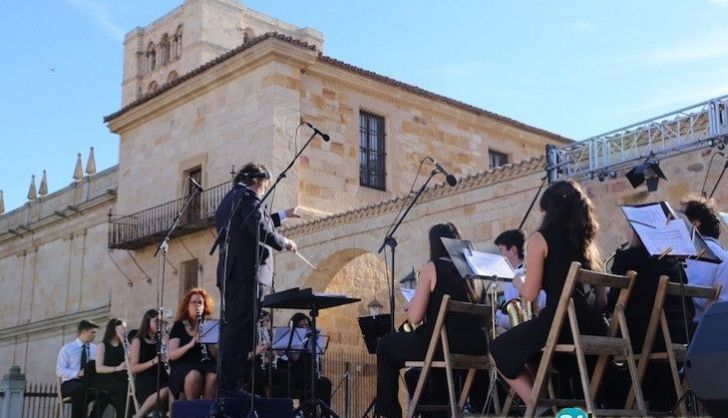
[215, 162, 298, 397]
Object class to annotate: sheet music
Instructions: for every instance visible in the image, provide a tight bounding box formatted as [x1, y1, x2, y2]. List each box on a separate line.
[621, 203, 668, 227]
[400, 288, 415, 303]
[720, 212, 728, 225]
[463, 250, 516, 279]
[631, 219, 697, 257]
[272, 327, 308, 351]
[200, 320, 219, 344]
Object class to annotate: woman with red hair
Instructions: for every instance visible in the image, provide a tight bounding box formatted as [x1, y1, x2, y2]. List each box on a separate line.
[168, 288, 217, 400]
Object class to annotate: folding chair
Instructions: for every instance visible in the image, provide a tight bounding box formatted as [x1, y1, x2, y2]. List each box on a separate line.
[124, 357, 140, 417]
[405, 295, 498, 418]
[525, 261, 647, 417]
[55, 376, 72, 418]
[625, 278, 721, 414]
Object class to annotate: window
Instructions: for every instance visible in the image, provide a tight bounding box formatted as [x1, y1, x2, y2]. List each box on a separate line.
[183, 166, 202, 224]
[175, 25, 183, 58]
[359, 111, 386, 190]
[160, 34, 170, 65]
[147, 41, 157, 72]
[489, 150, 509, 168]
[180, 259, 199, 296]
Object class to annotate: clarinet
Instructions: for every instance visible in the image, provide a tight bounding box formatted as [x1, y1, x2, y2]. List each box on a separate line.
[197, 312, 211, 362]
[158, 319, 172, 376]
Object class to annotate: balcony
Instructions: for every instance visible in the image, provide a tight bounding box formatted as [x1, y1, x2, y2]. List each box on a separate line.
[108, 181, 231, 250]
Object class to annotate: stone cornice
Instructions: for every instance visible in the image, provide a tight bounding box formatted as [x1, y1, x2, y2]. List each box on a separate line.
[0, 305, 111, 344]
[281, 156, 546, 237]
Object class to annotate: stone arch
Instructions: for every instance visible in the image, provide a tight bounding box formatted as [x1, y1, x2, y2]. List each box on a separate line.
[147, 81, 158, 94]
[167, 71, 178, 83]
[243, 27, 255, 43]
[297, 248, 390, 353]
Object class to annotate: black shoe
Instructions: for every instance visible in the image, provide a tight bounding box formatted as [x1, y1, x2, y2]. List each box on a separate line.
[217, 387, 257, 401]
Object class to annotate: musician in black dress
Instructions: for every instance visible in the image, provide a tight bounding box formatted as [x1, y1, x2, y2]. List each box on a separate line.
[93, 318, 129, 417]
[375, 222, 487, 418]
[168, 288, 217, 400]
[490, 179, 606, 403]
[602, 223, 694, 411]
[273, 313, 332, 406]
[130, 309, 170, 418]
[215, 162, 297, 396]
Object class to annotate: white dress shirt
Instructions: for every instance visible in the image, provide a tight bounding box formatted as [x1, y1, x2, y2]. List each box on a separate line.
[56, 338, 97, 382]
[685, 238, 728, 322]
[495, 265, 547, 331]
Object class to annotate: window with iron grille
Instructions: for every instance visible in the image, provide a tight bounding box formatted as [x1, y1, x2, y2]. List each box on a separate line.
[489, 149, 509, 168]
[359, 111, 386, 190]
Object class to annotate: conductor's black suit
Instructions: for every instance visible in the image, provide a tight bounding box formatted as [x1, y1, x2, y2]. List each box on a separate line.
[215, 183, 288, 392]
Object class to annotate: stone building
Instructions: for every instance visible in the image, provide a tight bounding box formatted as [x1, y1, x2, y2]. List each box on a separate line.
[0, 2, 726, 414]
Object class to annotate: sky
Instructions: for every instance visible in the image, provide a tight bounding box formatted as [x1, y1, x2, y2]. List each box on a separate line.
[2, 0, 728, 212]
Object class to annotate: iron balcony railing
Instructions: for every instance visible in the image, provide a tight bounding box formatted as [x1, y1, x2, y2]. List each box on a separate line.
[108, 180, 232, 250]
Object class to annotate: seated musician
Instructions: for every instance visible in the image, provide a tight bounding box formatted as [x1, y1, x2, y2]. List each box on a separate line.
[168, 288, 217, 400]
[489, 180, 607, 406]
[56, 319, 100, 418]
[493, 229, 546, 332]
[130, 309, 170, 418]
[375, 222, 487, 418]
[93, 318, 129, 417]
[600, 222, 694, 411]
[273, 313, 332, 407]
[679, 195, 728, 325]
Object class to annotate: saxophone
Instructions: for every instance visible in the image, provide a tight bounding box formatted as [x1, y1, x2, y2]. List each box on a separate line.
[197, 312, 211, 362]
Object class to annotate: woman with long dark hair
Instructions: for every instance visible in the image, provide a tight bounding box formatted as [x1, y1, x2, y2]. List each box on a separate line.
[490, 179, 606, 403]
[93, 318, 129, 417]
[168, 288, 217, 400]
[129, 309, 170, 418]
[375, 222, 486, 418]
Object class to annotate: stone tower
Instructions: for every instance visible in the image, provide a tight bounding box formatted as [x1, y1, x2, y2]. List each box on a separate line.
[120, 0, 323, 106]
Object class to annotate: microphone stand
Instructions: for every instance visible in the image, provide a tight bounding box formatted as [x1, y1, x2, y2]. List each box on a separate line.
[377, 169, 438, 333]
[153, 187, 201, 417]
[208, 129, 320, 418]
[708, 158, 728, 199]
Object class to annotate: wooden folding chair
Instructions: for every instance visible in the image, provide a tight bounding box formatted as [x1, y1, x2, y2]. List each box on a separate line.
[405, 295, 498, 418]
[124, 359, 140, 417]
[525, 261, 647, 417]
[625, 278, 721, 414]
[55, 376, 72, 418]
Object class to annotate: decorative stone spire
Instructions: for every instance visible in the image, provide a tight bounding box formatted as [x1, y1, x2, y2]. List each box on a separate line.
[0, 190, 4, 214]
[73, 153, 83, 182]
[39, 170, 48, 197]
[86, 147, 96, 176]
[27, 175, 37, 201]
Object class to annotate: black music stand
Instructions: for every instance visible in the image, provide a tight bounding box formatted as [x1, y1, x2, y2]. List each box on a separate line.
[262, 288, 359, 418]
[357, 314, 392, 355]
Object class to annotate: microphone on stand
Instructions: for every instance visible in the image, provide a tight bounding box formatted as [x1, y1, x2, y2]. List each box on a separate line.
[428, 157, 457, 186]
[301, 119, 331, 142]
[189, 176, 204, 192]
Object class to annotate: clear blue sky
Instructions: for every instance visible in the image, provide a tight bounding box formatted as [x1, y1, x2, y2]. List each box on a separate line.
[2, 0, 728, 212]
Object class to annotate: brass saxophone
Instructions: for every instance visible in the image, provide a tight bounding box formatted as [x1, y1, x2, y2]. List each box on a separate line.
[503, 298, 537, 327]
[197, 312, 211, 362]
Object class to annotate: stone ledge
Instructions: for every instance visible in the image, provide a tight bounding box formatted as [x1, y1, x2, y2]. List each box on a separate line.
[0, 304, 111, 344]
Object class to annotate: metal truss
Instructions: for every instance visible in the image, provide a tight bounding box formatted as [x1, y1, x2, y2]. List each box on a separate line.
[546, 95, 728, 182]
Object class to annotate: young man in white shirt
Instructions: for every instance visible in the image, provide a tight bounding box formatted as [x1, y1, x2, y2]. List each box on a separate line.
[680, 196, 728, 324]
[56, 320, 99, 418]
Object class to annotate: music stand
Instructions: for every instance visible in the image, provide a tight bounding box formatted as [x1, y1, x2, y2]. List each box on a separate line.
[357, 314, 392, 355]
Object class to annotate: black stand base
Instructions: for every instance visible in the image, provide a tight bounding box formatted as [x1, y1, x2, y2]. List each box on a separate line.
[360, 397, 377, 418]
[294, 398, 340, 418]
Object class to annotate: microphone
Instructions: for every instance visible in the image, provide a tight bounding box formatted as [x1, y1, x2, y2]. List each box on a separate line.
[430, 158, 457, 186]
[189, 176, 203, 192]
[301, 120, 330, 142]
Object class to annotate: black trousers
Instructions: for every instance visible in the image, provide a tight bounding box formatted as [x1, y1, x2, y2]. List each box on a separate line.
[375, 332, 428, 418]
[218, 278, 256, 392]
[60, 379, 97, 418]
[93, 375, 128, 417]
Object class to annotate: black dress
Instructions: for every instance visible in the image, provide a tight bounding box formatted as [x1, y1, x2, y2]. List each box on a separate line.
[169, 320, 216, 398]
[602, 244, 694, 411]
[490, 225, 606, 380]
[93, 341, 128, 416]
[375, 258, 487, 418]
[134, 337, 169, 402]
